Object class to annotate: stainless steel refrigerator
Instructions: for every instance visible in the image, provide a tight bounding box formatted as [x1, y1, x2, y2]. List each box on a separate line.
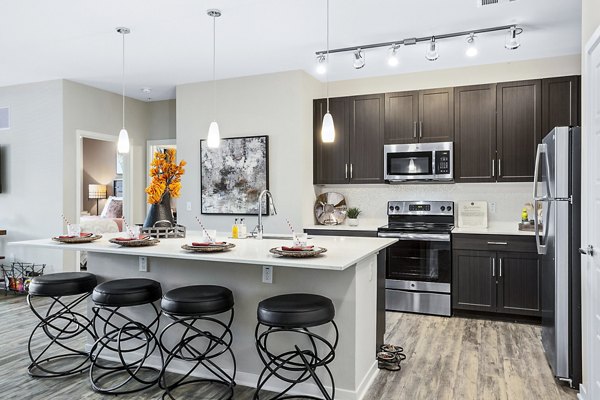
[533, 126, 581, 388]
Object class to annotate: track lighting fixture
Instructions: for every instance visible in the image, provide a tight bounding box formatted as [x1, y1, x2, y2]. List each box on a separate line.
[505, 26, 521, 50]
[353, 49, 365, 69]
[425, 37, 439, 61]
[388, 44, 400, 67]
[313, 24, 523, 69]
[466, 33, 478, 57]
[316, 53, 327, 75]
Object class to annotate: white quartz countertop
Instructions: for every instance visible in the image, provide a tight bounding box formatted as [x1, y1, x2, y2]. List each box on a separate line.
[9, 231, 396, 271]
[304, 219, 387, 232]
[452, 222, 535, 236]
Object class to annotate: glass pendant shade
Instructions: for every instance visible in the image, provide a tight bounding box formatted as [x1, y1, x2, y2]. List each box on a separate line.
[321, 112, 335, 143]
[207, 121, 220, 148]
[117, 128, 130, 154]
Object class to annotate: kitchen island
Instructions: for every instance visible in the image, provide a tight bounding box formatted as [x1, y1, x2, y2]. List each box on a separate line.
[11, 232, 396, 400]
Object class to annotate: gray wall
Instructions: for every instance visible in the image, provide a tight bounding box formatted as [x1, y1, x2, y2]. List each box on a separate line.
[0, 80, 65, 271]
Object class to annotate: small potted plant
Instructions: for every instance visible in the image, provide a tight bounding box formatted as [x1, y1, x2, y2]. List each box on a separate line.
[346, 207, 362, 226]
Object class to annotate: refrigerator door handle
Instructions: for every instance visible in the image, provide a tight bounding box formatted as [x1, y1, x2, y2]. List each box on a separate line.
[534, 198, 548, 255]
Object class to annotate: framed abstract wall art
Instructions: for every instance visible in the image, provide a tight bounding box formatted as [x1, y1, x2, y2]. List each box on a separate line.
[200, 135, 269, 215]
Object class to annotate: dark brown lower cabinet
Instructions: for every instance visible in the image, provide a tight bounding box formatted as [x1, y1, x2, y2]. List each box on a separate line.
[452, 234, 541, 318]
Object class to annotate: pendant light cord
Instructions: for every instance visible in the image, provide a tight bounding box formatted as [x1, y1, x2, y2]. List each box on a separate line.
[121, 31, 126, 129]
[213, 14, 217, 121]
[326, 0, 330, 113]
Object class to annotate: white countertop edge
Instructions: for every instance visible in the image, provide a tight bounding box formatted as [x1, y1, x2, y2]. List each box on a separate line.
[9, 234, 397, 272]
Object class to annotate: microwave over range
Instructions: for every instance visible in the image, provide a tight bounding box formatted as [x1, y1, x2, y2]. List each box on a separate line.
[384, 141, 453, 183]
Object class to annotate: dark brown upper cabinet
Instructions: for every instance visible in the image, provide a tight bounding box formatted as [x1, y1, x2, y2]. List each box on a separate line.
[313, 94, 384, 184]
[384, 88, 454, 144]
[454, 84, 497, 183]
[496, 80, 542, 182]
[348, 94, 385, 183]
[313, 97, 349, 184]
[541, 75, 580, 136]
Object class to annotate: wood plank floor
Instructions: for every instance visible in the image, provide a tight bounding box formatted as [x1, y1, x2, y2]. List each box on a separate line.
[366, 312, 579, 400]
[0, 294, 579, 399]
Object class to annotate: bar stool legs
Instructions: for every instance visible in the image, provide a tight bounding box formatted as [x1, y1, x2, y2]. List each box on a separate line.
[89, 301, 163, 394]
[159, 309, 237, 399]
[254, 321, 339, 400]
[27, 291, 96, 378]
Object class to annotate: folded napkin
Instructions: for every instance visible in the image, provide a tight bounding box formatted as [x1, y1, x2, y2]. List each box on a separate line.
[191, 242, 227, 247]
[281, 245, 314, 251]
[114, 235, 150, 242]
[58, 232, 93, 239]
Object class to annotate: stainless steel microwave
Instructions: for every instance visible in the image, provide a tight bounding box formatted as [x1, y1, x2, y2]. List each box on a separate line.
[384, 142, 453, 183]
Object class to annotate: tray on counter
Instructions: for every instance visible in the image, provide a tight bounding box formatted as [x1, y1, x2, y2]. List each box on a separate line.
[52, 234, 102, 244]
[269, 246, 327, 258]
[109, 237, 160, 247]
[181, 243, 235, 253]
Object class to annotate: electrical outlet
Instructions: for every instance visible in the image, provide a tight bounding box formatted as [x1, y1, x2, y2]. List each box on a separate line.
[186, 202, 192, 211]
[139, 256, 148, 272]
[262, 266, 273, 284]
[489, 202, 497, 214]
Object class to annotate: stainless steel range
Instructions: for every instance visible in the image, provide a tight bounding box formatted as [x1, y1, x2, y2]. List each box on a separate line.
[378, 201, 454, 316]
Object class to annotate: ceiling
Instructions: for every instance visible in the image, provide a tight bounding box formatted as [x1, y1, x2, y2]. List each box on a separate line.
[0, 0, 581, 101]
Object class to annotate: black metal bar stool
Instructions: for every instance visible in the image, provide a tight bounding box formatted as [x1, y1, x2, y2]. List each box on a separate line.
[254, 293, 338, 400]
[26, 272, 97, 378]
[159, 285, 237, 400]
[89, 278, 163, 394]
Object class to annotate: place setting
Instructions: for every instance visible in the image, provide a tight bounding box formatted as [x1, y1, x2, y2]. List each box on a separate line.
[269, 221, 327, 258]
[52, 215, 102, 244]
[109, 218, 160, 247]
[181, 218, 235, 253]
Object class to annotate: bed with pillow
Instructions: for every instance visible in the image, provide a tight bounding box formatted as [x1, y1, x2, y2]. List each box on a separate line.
[81, 196, 124, 234]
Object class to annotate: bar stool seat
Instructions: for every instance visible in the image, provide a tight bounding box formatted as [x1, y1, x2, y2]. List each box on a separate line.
[257, 293, 335, 328]
[27, 272, 97, 378]
[29, 272, 97, 297]
[161, 285, 234, 316]
[159, 285, 237, 400]
[92, 278, 161, 306]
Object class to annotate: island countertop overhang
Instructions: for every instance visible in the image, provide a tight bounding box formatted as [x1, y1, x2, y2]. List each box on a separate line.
[9, 232, 397, 271]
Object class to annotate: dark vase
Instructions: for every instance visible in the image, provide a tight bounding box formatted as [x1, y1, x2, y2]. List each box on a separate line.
[144, 192, 175, 228]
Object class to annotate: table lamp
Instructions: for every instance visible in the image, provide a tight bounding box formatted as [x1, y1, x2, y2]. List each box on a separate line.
[89, 184, 107, 215]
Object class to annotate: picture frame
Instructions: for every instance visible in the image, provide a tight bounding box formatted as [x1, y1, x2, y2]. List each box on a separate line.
[200, 135, 269, 215]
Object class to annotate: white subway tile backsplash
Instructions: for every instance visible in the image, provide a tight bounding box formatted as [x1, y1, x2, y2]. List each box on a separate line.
[315, 182, 532, 224]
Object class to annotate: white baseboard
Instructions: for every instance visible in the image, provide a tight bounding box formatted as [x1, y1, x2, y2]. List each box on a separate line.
[85, 344, 375, 400]
[577, 383, 587, 400]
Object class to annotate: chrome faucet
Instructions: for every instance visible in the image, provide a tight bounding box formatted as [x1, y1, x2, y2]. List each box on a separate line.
[254, 190, 277, 239]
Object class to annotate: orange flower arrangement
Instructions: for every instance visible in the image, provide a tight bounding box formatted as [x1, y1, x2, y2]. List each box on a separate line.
[145, 149, 186, 204]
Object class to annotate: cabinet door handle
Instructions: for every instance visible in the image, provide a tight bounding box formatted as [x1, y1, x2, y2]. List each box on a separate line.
[487, 241, 508, 245]
[492, 159, 495, 178]
[499, 258, 503, 277]
[345, 163, 348, 179]
[492, 258, 496, 277]
[350, 163, 353, 179]
[498, 159, 502, 177]
[413, 122, 417, 138]
[419, 121, 423, 138]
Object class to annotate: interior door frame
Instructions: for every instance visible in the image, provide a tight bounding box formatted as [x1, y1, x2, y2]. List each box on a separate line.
[579, 24, 600, 400]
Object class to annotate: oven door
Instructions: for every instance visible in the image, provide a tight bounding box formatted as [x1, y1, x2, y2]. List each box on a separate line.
[378, 232, 451, 293]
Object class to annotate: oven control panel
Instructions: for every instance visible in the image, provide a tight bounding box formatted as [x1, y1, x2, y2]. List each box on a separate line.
[387, 201, 454, 215]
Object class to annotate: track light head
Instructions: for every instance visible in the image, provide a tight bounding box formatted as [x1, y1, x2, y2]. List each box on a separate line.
[465, 33, 478, 57]
[388, 44, 400, 67]
[353, 49, 365, 69]
[505, 26, 521, 50]
[425, 37, 439, 61]
[316, 53, 327, 75]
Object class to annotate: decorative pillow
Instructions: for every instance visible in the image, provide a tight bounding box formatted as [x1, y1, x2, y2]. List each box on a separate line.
[101, 196, 123, 218]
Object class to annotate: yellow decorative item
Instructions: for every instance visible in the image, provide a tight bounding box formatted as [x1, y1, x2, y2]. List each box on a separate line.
[143, 149, 186, 228]
[521, 207, 528, 222]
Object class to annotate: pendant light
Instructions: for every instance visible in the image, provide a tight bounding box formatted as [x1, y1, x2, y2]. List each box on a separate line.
[116, 27, 130, 154]
[207, 9, 221, 149]
[321, 0, 335, 143]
